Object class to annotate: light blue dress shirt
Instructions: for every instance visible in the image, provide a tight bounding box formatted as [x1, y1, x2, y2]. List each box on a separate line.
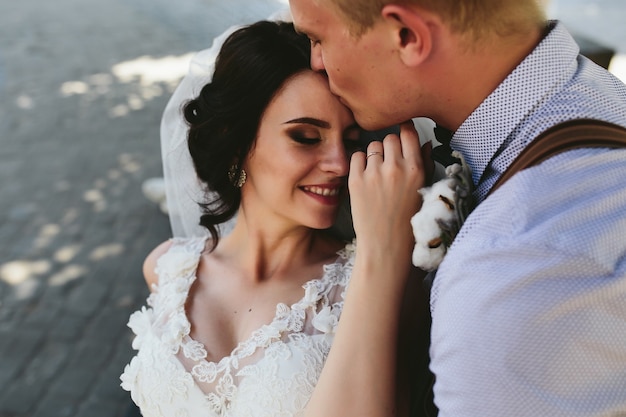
[430, 22, 626, 416]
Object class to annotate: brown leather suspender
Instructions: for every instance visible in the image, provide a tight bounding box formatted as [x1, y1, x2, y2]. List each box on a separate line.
[488, 119, 626, 197]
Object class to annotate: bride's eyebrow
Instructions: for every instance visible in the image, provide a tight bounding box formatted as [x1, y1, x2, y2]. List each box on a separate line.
[283, 117, 330, 129]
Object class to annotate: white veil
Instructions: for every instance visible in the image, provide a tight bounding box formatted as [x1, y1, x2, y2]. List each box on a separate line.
[160, 8, 292, 237]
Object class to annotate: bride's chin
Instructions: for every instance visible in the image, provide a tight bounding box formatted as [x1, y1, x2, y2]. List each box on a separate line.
[307, 217, 337, 232]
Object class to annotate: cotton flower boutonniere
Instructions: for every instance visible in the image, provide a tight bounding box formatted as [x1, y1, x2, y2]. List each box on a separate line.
[410, 151, 474, 271]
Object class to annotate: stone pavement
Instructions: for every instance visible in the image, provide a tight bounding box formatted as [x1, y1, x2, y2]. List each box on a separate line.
[0, 1, 624, 417]
[0, 1, 285, 416]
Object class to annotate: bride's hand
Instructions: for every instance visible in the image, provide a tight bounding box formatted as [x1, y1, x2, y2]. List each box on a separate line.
[349, 121, 427, 260]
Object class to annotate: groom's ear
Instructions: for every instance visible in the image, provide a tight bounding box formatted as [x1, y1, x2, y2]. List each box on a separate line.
[381, 4, 433, 67]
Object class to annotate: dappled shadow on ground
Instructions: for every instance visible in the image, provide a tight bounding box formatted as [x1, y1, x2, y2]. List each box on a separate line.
[0, 50, 181, 417]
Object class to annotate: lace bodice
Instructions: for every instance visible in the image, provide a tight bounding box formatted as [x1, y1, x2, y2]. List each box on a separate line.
[120, 237, 355, 417]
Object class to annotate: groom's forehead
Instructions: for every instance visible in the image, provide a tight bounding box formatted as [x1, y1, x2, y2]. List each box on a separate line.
[290, 0, 339, 28]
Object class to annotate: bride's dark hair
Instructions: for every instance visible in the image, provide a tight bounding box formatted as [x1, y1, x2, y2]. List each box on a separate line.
[184, 21, 311, 248]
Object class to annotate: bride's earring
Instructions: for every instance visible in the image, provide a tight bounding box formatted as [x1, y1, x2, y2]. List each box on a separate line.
[228, 164, 247, 188]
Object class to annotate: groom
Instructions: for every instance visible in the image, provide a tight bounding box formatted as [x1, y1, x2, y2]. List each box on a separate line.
[289, 0, 626, 415]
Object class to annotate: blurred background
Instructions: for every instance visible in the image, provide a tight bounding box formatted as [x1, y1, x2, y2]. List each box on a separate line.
[0, 1, 624, 416]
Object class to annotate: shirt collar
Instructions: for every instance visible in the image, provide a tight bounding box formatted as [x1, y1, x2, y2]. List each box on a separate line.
[451, 21, 580, 186]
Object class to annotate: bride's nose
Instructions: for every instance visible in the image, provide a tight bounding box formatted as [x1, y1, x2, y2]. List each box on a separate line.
[319, 140, 349, 176]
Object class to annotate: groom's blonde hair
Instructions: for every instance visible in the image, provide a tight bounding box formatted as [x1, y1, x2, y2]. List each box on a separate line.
[319, 0, 546, 40]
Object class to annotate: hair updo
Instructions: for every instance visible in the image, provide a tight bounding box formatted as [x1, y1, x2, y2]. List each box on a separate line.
[184, 21, 311, 248]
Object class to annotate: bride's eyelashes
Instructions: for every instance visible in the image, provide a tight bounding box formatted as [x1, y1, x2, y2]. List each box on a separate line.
[286, 128, 362, 154]
[288, 130, 321, 145]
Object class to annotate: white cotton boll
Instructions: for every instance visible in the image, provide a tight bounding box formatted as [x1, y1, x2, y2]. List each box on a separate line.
[409, 154, 474, 271]
[445, 162, 462, 178]
[411, 178, 457, 271]
[411, 217, 446, 271]
[421, 178, 456, 207]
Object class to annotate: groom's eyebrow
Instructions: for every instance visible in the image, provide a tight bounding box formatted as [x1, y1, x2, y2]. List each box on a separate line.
[284, 117, 331, 129]
[294, 25, 315, 40]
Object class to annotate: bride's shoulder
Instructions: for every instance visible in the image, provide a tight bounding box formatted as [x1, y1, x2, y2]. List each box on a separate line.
[142, 237, 209, 290]
[143, 240, 174, 289]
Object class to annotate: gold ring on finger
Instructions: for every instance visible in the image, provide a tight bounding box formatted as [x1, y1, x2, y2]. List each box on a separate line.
[366, 151, 383, 160]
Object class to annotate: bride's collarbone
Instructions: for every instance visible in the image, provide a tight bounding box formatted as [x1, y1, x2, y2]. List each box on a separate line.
[186, 244, 338, 360]
[185, 269, 306, 362]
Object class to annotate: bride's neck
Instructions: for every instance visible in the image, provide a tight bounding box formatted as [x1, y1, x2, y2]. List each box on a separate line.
[215, 221, 338, 284]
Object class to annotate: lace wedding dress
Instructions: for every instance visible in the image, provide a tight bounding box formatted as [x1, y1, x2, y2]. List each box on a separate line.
[120, 237, 355, 417]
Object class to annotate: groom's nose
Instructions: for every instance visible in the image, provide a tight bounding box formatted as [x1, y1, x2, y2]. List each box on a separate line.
[310, 43, 325, 72]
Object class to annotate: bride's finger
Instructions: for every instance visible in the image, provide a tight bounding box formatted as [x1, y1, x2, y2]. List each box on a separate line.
[398, 121, 422, 163]
[380, 133, 401, 163]
[364, 141, 385, 166]
[351, 150, 366, 173]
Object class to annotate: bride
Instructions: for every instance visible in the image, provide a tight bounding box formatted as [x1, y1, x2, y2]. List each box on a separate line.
[122, 18, 433, 417]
